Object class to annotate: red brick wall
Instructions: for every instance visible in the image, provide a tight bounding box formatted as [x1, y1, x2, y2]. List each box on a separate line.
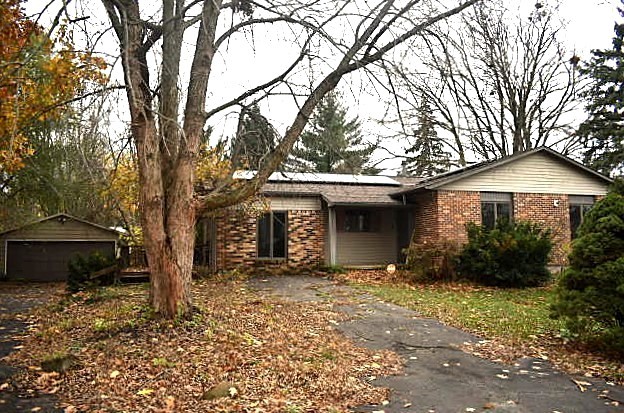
[214, 212, 257, 269]
[436, 190, 481, 244]
[411, 190, 481, 246]
[287, 210, 325, 266]
[411, 191, 438, 245]
[214, 209, 324, 271]
[514, 193, 571, 265]
[411, 190, 572, 265]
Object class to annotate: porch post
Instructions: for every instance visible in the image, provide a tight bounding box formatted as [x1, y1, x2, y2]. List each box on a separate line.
[328, 206, 337, 266]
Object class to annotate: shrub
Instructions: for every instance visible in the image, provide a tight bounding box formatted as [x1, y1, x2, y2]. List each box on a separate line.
[552, 188, 624, 354]
[67, 251, 116, 292]
[404, 241, 460, 282]
[457, 220, 552, 288]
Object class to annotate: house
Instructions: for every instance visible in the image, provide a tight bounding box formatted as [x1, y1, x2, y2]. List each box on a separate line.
[206, 147, 611, 271]
[0, 213, 122, 281]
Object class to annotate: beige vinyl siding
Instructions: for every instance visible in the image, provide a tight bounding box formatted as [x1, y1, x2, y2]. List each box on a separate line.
[439, 152, 608, 195]
[0, 218, 118, 274]
[269, 196, 321, 211]
[336, 209, 397, 266]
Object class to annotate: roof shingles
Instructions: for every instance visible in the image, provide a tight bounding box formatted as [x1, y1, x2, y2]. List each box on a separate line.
[262, 182, 405, 206]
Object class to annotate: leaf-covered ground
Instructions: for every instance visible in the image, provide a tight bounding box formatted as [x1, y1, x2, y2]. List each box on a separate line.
[335, 270, 624, 386]
[4, 279, 401, 412]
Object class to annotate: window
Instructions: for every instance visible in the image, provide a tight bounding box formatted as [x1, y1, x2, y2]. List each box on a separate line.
[481, 192, 512, 230]
[569, 195, 594, 238]
[343, 210, 377, 232]
[257, 211, 287, 259]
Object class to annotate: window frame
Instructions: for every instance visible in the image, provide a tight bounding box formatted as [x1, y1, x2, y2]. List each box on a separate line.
[569, 195, 595, 239]
[480, 192, 513, 230]
[340, 209, 379, 233]
[256, 211, 288, 260]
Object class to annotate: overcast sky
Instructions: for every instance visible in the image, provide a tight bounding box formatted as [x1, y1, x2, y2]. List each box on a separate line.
[25, 0, 624, 173]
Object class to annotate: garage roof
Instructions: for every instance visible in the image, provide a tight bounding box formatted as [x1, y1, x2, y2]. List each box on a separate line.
[0, 213, 122, 237]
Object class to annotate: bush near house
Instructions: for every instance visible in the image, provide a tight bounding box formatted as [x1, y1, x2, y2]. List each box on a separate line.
[457, 220, 553, 288]
[404, 241, 460, 282]
[67, 251, 117, 292]
[552, 185, 624, 354]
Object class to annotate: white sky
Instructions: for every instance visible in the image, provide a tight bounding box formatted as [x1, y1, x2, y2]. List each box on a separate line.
[24, 0, 624, 173]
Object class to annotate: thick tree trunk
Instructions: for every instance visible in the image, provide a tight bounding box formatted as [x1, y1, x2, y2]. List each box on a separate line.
[101, 0, 480, 320]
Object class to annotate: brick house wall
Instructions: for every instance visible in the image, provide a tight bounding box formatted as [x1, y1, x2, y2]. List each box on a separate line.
[411, 189, 574, 265]
[411, 190, 480, 246]
[436, 190, 481, 244]
[412, 191, 438, 245]
[514, 193, 571, 265]
[214, 209, 324, 271]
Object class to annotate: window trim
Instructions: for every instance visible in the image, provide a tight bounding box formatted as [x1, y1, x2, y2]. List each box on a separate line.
[569, 195, 595, 239]
[340, 209, 379, 233]
[256, 211, 288, 260]
[481, 192, 513, 230]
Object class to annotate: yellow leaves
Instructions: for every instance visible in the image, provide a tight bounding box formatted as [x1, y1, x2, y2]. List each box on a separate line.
[195, 146, 231, 186]
[0, 2, 107, 175]
[136, 388, 155, 396]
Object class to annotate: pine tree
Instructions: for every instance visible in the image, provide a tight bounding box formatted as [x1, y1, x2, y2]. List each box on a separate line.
[403, 98, 451, 177]
[578, 4, 624, 175]
[289, 92, 378, 174]
[231, 104, 278, 169]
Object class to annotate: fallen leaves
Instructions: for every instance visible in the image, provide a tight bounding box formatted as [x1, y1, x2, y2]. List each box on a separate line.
[5, 280, 401, 412]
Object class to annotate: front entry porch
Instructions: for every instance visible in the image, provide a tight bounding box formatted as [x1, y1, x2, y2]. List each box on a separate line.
[326, 206, 414, 267]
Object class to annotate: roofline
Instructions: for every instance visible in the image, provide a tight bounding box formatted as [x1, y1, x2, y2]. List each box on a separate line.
[261, 190, 322, 197]
[0, 213, 123, 237]
[393, 147, 613, 197]
[326, 202, 409, 208]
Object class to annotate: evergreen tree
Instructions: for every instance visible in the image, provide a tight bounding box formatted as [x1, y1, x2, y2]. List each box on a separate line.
[289, 92, 378, 174]
[578, 4, 624, 175]
[231, 104, 278, 169]
[552, 181, 624, 353]
[403, 97, 451, 177]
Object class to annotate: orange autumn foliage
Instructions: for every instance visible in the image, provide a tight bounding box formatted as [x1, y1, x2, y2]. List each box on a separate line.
[0, 0, 107, 174]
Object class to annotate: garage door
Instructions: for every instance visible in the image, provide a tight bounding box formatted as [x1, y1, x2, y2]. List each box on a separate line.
[6, 241, 115, 281]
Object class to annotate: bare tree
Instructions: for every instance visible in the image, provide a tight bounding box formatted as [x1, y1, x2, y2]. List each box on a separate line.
[393, 1, 581, 162]
[91, 0, 480, 318]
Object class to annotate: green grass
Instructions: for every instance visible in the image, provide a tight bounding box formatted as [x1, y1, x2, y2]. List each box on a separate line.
[356, 283, 563, 344]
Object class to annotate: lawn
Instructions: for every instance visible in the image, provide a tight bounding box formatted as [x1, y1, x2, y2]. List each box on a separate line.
[5, 279, 401, 413]
[355, 282, 561, 345]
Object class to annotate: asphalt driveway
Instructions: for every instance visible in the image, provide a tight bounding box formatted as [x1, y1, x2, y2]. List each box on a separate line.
[0, 283, 62, 412]
[249, 276, 624, 413]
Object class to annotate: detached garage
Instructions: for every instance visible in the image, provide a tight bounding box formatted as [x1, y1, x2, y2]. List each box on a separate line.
[0, 213, 121, 282]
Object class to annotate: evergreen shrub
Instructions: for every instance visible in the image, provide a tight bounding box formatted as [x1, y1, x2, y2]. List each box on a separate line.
[457, 220, 552, 288]
[552, 186, 624, 353]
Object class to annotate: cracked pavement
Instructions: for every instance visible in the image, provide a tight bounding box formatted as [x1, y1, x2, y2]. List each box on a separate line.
[248, 275, 624, 413]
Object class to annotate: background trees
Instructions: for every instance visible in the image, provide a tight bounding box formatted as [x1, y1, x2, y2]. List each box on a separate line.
[0, 0, 106, 181]
[391, 1, 580, 165]
[0, 0, 110, 232]
[289, 92, 378, 174]
[231, 104, 279, 170]
[401, 97, 451, 177]
[577, 2, 624, 176]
